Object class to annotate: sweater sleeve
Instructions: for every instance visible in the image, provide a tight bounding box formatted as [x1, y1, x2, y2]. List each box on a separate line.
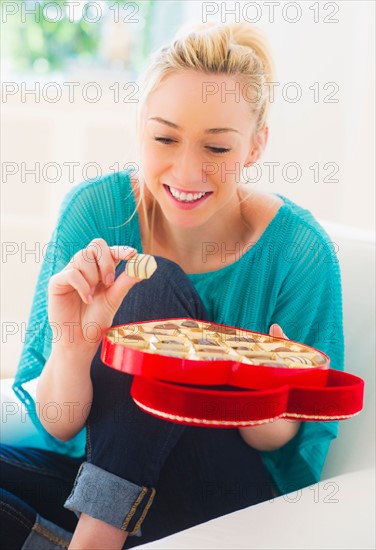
[12, 170, 138, 457]
[260, 216, 345, 493]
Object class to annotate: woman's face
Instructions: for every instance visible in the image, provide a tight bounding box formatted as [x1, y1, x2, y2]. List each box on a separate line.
[140, 70, 260, 229]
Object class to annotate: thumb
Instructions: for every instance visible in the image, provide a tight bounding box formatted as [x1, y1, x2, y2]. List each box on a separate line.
[269, 323, 288, 339]
[105, 270, 142, 313]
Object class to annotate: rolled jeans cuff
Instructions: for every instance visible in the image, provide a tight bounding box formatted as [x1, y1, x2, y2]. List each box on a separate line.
[63, 462, 155, 536]
[22, 514, 72, 549]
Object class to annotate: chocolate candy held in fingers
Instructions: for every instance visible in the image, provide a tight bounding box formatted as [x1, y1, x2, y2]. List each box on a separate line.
[125, 254, 158, 279]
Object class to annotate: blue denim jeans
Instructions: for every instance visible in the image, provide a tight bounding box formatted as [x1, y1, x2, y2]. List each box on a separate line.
[0, 446, 82, 548]
[1, 257, 274, 548]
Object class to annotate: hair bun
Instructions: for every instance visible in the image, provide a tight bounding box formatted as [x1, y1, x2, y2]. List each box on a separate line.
[227, 22, 275, 82]
[174, 21, 274, 83]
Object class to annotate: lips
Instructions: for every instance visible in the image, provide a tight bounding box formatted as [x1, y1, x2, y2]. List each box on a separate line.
[163, 184, 212, 210]
[167, 184, 210, 195]
[164, 184, 212, 201]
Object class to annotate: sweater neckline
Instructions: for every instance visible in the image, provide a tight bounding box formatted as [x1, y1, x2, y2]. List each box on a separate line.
[187, 194, 289, 278]
[128, 178, 289, 278]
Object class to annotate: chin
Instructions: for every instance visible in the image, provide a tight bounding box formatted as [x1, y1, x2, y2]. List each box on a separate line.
[169, 216, 204, 229]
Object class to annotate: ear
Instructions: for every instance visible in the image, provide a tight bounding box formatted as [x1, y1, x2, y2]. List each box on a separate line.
[244, 126, 269, 166]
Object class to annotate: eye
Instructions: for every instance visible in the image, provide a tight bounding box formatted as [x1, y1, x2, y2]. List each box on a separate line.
[154, 137, 176, 144]
[153, 137, 230, 154]
[206, 146, 231, 155]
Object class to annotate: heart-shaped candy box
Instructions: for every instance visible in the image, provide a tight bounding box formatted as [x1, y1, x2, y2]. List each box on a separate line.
[101, 318, 364, 427]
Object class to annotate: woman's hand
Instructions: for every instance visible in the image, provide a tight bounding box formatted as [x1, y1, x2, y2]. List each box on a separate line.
[238, 323, 301, 452]
[37, 240, 140, 441]
[48, 239, 141, 351]
[269, 323, 288, 339]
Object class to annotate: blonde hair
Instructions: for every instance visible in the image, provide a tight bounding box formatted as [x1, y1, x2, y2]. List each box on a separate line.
[131, 21, 276, 252]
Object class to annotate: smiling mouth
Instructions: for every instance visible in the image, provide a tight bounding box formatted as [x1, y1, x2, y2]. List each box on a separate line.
[164, 184, 212, 203]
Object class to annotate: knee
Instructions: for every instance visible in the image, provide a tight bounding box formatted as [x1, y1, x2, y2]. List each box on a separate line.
[117, 255, 185, 283]
[146, 256, 186, 282]
[115, 255, 190, 303]
[112, 254, 209, 324]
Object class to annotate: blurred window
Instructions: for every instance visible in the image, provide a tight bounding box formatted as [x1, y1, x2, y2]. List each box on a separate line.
[2, 0, 184, 79]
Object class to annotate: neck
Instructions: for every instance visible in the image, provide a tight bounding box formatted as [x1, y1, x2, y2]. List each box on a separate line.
[150, 189, 255, 268]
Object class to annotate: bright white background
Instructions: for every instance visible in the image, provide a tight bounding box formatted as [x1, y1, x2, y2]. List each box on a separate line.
[1, 0, 375, 377]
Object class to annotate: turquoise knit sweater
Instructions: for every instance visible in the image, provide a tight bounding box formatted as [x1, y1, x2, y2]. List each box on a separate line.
[13, 169, 344, 494]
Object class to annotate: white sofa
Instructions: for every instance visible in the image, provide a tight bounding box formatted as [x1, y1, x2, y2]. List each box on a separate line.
[1, 220, 375, 549]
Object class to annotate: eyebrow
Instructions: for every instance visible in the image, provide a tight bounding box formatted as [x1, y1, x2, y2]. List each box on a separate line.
[148, 117, 240, 135]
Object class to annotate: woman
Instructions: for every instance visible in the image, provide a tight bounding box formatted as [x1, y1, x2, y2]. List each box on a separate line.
[1, 21, 344, 549]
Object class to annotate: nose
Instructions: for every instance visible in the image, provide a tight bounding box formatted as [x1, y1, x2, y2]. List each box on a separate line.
[172, 143, 205, 187]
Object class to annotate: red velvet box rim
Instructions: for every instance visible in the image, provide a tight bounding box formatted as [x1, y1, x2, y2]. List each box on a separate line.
[101, 318, 364, 427]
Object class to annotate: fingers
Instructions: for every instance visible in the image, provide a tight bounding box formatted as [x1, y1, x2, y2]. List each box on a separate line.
[269, 324, 288, 339]
[67, 239, 137, 291]
[49, 267, 93, 305]
[105, 269, 143, 313]
[109, 245, 138, 267]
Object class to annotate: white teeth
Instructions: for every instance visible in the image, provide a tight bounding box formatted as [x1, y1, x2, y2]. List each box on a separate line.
[168, 186, 207, 202]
